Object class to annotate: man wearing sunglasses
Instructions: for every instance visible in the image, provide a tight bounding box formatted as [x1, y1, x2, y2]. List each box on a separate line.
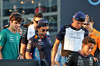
[26, 19, 52, 66]
[83, 15, 100, 62]
[51, 11, 89, 66]
[27, 12, 43, 40]
[0, 12, 23, 59]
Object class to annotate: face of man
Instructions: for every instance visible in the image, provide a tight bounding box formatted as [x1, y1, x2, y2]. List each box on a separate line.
[73, 19, 84, 29]
[82, 43, 94, 56]
[83, 15, 94, 30]
[10, 20, 21, 31]
[33, 17, 42, 30]
[83, 22, 93, 30]
[38, 26, 49, 37]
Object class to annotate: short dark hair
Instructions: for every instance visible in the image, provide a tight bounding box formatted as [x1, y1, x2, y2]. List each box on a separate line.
[86, 14, 93, 22]
[33, 12, 43, 20]
[9, 12, 23, 22]
[82, 36, 96, 45]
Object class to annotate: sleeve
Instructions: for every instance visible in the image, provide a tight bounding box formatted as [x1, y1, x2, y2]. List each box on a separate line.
[56, 25, 65, 41]
[0, 32, 6, 47]
[97, 37, 100, 50]
[21, 29, 28, 45]
[26, 39, 33, 53]
[65, 54, 74, 66]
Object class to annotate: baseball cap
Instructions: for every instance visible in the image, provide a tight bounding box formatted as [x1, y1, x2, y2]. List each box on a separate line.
[36, 19, 49, 28]
[73, 11, 86, 22]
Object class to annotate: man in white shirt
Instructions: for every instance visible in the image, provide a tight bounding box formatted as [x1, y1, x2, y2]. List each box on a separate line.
[27, 13, 43, 40]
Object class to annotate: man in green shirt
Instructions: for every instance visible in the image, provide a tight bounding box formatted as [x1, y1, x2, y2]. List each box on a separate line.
[0, 12, 23, 59]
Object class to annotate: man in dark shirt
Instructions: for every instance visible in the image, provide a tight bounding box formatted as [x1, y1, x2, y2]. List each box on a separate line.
[51, 11, 88, 66]
[64, 36, 98, 66]
[20, 13, 43, 59]
[26, 19, 52, 66]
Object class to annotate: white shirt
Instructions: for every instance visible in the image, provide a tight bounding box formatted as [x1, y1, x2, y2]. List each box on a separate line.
[27, 24, 35, 40]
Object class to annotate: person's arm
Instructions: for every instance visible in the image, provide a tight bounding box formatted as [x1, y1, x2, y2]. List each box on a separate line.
[26, 52, 32, 59]
[51, 39, 60, 66]
[0, 31, 6, 59]
[63, 64, 67, 66]
[52, 25, 65, 66]
[20, 44, 26, 59]
[0, 46, 3, 59]
[20, 30, 27, 59]
[64, 54, 74, 66]
[25, 39, 33, 59]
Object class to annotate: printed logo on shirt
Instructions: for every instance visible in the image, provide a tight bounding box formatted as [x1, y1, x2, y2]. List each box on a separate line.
[34, 35, 38, 39]
[38, 41, 44, 45]
[16, 36, 19, 40]
[9, 35, 14, 42]
[78, 56, 84, 66]
[27, 44, 31, 49]
[78, 56, 82, 60]
[27, 40, 32, 49]
[38, 39, 41, 41]
[66, 55, 71, 63]
[47, 38, 52, 44]
[89, 57, 93, 66]
[0, 35, 2, 40]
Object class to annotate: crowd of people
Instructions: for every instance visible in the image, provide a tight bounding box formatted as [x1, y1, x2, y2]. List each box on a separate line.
[0, 11, 100, 66]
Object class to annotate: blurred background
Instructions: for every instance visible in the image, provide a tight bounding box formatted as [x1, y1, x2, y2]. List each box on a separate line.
[0, 0, 100, 44]
[0, 0, 60, 43]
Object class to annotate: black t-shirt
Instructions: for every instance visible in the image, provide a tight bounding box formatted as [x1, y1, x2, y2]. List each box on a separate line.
[21, 28, 28, 45]
[65, 51, 94, 66]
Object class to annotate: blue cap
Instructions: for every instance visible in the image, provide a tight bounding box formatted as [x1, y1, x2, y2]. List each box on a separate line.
[73, 11, 86, 22]
[36, 19, 49, 28]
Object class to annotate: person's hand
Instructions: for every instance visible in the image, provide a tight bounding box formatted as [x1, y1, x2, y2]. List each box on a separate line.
[17, 54, 24, 59]
[93, 57, 98, 62]
[63, 64, 67, 66]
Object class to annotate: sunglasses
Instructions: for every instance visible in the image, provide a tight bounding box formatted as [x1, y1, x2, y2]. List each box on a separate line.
[10, 14, 22, 21]
[84, 22, 89, 25]
[12, 14, 22, 18]
[84, 23, 89, 25]
[42, 29, 49, 32]
[34, 19, 39, 24]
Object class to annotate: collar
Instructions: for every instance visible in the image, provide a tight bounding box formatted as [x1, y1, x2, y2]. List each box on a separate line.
[36, 33, 47, 39]
[89, 28, 96, 36]
[71, 23, 83, 31]
[78, 51, 88, 57]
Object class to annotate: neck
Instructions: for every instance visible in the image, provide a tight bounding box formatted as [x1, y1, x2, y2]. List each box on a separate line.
[80, 50, 87, 56]
[8, 27, 16, 33]
[38, 33, 45, 38]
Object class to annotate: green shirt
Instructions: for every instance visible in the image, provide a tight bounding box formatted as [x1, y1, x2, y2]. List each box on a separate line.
[0, 29, 21, 59]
